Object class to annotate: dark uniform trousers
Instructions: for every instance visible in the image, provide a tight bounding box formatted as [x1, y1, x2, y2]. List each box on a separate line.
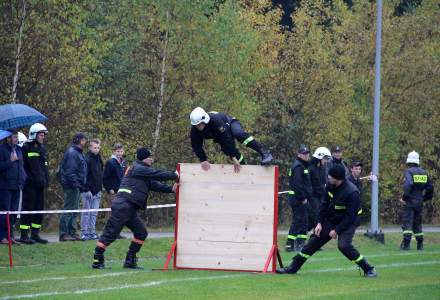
[21, 185, 45, 230]
[307, 195, 321, 231]
[300, 222, 361, 261]
[229, 120, 263, 163]
[99, 198, 148, 246]
[286, 222, 372, 274]
[402, 204, 423, 241]
[288, 198, 309, 240]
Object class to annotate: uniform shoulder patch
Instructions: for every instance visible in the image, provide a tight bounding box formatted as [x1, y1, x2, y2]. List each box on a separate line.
[219, 126, 226, 133]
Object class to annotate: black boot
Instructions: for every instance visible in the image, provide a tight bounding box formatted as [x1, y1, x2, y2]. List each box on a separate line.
[416, 238, 424, 251]
[357, 258, 377, 278]
[19, 229, 35, 244]
[400, 237, 411, 251]
[31, 228, 48, 244]
[123, 252, 143, 269]
[276, 255, 307, 274]
[92, 253, 105, 269]
[246, 140, 273, 165]
[261, 150, 273, 166]
[295, 239, 306, 252]
[285, 239, 295, 252]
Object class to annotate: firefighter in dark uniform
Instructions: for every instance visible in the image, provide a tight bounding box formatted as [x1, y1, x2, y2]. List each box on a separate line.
[400, 151, 434, 251]
[189, 107, 272, 173]
[277, 164, 378, 277]
[326, 145, 350, 178]
[19, 123, 49, 244]
[285, 144, 312, 252]
[308, 147, 331, 231]
[92, 148, 179, 269]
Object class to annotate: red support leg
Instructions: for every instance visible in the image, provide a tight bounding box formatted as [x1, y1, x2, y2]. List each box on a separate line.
[263, 245, 276, 273]
[163, 241, 177, 269]
[7, 213, 13, 270]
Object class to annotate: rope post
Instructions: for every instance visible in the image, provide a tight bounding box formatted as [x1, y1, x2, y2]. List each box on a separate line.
[7, 212, 13, 270]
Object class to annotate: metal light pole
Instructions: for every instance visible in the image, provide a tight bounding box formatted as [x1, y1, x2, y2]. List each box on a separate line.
[368, 0, 385, 243]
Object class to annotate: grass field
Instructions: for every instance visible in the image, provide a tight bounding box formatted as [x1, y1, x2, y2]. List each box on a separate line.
[1, 233, 440, 300]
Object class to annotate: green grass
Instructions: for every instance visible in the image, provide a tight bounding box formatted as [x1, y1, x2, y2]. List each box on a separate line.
[1, 233, 440, 299]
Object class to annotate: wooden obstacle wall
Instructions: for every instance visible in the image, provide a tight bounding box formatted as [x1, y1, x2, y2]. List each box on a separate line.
[173, 163, 278, 272]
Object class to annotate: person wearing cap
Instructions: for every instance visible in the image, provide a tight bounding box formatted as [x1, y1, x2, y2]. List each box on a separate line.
[92, 147, 179, 270]
[58, 132, 88, 242]
[19, 123, 49, 244]
[308, 147, 331, 231]
[0, 131, 26, 245]
[400, 151, 434, 251]
[326, 146, 350, 179]
[189, 107, 272, 173]
[277, 164, 378, 277]
[285, 144, 313, 252]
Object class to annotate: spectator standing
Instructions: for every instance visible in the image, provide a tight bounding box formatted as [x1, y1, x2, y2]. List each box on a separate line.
[103, 143, 126, 196]
[59, 133, 87, 242]
[80, 138, 104, 240]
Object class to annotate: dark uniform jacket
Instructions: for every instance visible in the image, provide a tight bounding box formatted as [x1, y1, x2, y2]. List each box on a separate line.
[117, 160, 178, 209]
[0, 143, 26, 190]
[85, 151, 104, 195]
[190, 112, 240, 161]
[309, 157, 327, 200]
[318, 179, 360, 234]
[327, 157, 350, 178]
[403, 166, 434, 206]
[103, 156, 126, 193]
[288, 158, 312, 204]
[347, 174, 362, 193]
[22, 141, 49, 187]
[60, 145, 87, 190]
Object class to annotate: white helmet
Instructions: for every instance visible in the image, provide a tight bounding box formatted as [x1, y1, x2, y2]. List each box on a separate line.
[406, 150, 420, 165]
[17, 132, 28, 147]
[29, 123, 48, 140]
[312, 147, 331, 160]
[190, 107, 210, 126]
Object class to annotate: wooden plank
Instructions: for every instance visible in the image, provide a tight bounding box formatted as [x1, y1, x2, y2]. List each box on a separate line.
[175, 163, 276, 271]
[176, 240, 272, 271]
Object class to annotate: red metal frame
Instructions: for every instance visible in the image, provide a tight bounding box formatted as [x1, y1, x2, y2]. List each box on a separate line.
[163, 163, 180, 269]
[7, 212, 13, 270]
[163, 164, 280, 273]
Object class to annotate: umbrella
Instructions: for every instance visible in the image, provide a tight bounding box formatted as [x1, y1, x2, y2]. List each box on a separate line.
[0, 130, 12, 140]
[0, 104, 47, 130]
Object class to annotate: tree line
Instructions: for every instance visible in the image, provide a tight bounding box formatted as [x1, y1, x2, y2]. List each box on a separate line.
[0, 0, 438, 227]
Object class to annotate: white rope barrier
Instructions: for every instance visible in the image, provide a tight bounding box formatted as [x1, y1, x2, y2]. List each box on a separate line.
[0, 191, 295, 215]
[0, 203, 176, 215]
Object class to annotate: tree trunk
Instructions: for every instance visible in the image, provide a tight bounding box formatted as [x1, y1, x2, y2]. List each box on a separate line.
[152, 10, 169, 156]
[11, 0, 27, 103]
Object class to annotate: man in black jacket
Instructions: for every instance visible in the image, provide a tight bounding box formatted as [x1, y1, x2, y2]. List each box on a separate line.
[80, 138, 104, 240]
[0, 131, 26, 245]
[285, 144, 312, 252]
[92, 147, 178, 269]
[59, 132, 88, 241]
[277, 164, 377, 277]
[19, 123, 49, 244]
[189, 107, 272, 173]
[103, 143, 126, 196]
